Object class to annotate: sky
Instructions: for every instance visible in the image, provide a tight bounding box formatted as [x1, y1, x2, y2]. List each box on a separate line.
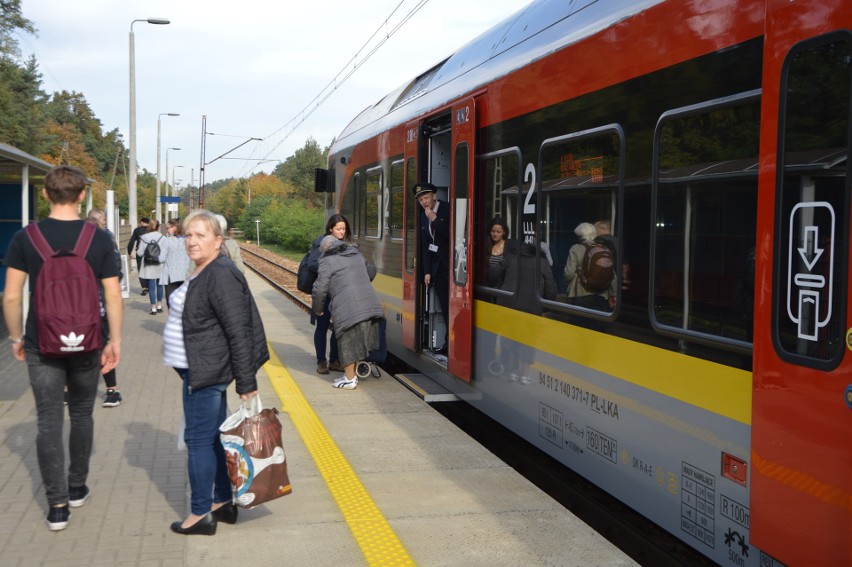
[16, 0, 528, 186]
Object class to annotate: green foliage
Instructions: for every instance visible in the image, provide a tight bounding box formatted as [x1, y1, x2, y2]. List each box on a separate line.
[238, 195, 323, 252]
[0, 0, 36, 57]
[272, 137, 329, 207]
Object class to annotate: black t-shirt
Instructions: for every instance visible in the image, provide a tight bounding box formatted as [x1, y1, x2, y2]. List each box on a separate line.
[4, 218, 121, 349]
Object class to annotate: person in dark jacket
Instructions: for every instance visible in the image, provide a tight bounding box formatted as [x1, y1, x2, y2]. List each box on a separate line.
[126, 217, 150, 294]
[307, 214, 351, 375]
[414, 182, 450, 354]
[312, 236, 382, 389]
[162, 210, 269, 536]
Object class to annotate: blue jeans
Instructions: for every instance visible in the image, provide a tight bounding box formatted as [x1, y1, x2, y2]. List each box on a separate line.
[176, 369, 232, 515]
[147, 279, 164, 305]
[314, 298, 338, 363]
[27, 350, 101, 506]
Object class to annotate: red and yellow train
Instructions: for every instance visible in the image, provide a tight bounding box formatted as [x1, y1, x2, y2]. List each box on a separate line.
[320, 1, 851, 564]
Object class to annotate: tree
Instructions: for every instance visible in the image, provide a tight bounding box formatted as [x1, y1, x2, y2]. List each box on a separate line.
[271, 137, 329, 206]
[0, 0, 36, 57]
[0, 55, 47, 152]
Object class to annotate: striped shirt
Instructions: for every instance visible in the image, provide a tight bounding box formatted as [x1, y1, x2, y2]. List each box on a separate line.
[162, 279, 192, 368]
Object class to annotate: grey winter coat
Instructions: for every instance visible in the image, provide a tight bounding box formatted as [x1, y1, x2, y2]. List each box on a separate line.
[311, 241, 382, 334]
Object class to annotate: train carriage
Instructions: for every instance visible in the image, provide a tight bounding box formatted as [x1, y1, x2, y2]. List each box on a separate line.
[320, 1, 851, 564]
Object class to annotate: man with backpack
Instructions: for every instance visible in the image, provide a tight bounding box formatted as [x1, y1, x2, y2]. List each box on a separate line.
[564, 222, 616, 322]
[2, 165, 123, 531]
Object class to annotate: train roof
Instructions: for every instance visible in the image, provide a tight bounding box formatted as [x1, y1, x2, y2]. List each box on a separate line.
[330, 0, 663, 155]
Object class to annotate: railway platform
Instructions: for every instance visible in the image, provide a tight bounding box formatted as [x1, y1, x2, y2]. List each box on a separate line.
[0, 268, 637, 566]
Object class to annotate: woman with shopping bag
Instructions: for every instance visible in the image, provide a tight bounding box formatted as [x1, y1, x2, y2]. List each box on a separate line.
[162, 210, 269, 536]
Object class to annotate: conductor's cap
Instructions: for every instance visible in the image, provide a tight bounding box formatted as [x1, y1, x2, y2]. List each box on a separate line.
[412, 182, 437, 198]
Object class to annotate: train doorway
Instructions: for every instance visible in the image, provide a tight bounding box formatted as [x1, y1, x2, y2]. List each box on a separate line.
[401, 98, 476, 383]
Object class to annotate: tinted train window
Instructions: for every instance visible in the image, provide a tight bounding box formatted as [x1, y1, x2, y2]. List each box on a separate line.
[365, 167, 382, 238]
[389, 161, 404, 240]
[774, 36, 850, 369]
[405, 157, 417, 272]
[652, 93, 760, 351]
[352, 172, 361, 237]
[478, 151, 520, 292]
[542, 128, 622, 317]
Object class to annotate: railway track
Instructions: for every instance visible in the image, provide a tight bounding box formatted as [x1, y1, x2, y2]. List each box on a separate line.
[239, 243, 311, 313]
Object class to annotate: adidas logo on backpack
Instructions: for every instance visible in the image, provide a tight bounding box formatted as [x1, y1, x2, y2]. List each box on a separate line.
[25, 222, 103, 358]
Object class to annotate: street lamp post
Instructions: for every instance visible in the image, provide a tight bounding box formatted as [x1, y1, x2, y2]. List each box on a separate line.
[164, 147, 180, 221]
[129, 17, 170, 228]
[156, 112, 179, 223]
[255, 219, 261, 246]
[167, 165, 184, 220]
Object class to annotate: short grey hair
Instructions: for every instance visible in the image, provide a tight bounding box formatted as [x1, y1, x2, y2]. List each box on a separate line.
[574, 222, 597, 243]
[320, 235, 341, 252]
[214, 214, 228, 233]
[184, 210, 224, 240]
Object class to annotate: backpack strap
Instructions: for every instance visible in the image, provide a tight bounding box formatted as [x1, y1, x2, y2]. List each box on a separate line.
[73, 222, 97, 257]
[24, 223, 56, 262]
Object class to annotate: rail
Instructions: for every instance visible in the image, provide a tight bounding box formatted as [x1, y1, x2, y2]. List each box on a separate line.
[239, 244, 311, 313]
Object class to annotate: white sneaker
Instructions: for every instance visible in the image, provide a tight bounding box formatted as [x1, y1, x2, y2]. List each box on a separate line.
[333, 375, 348, 385]
[332, 377, 358, 389]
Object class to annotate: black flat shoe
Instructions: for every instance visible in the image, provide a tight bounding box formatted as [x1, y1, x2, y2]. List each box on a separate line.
[212, 501, 238, 525]
[170, 513, 217, 535]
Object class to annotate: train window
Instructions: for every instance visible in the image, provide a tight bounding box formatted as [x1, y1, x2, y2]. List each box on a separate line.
[652, 92, 760, 352]
[453, 143, 469, 286]
[774, 34, 850, 369]
[365, 167, 382, 239]
[405, 157, 417, 272]
[389, 161, 404, 240]
[477, 150, 520, 293]
[541, 127, 623, 320]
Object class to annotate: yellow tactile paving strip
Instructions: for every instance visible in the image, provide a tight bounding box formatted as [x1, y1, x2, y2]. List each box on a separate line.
[264, 346, 416, 567]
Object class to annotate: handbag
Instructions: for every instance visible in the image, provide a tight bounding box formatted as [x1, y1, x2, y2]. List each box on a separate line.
[219, 394, 292, 508]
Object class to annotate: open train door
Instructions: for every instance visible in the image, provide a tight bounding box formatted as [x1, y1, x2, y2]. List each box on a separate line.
[401, 119, 420, 352]
[447, 97, 476, 382]
[751, 3, 852, 565]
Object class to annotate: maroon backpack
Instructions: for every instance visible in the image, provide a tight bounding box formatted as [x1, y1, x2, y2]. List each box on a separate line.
[25, 222, 103, 357]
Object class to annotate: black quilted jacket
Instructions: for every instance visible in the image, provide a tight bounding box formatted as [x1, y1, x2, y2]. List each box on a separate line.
[182, 256, 269, 394]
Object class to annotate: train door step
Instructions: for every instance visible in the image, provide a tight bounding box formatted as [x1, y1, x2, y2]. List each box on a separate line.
[394, 373, 458, 402]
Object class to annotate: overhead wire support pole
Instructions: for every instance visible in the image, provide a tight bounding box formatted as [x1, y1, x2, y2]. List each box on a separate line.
[205, 136, 262, 166]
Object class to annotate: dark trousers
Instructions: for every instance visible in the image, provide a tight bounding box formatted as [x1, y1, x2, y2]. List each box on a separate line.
[314, 298, 339, 363]
[432, 269, 449, 347]
[135, 256, 148, 290]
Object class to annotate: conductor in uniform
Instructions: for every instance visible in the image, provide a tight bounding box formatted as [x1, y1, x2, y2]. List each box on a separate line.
[414, 182, 450, 355]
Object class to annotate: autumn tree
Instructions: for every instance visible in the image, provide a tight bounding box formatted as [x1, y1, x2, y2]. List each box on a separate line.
[272, 137, 329, 206]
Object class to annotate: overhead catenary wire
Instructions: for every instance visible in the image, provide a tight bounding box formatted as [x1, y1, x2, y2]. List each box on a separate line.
[237, 0, 430, 177]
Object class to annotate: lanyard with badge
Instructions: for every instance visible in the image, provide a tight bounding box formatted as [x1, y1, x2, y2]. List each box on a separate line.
[428, 203, 439, 253]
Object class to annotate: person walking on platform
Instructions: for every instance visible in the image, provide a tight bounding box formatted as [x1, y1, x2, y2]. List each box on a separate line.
[312, 235, 382, 390]
[159, 217, 191, 308]
[137, 219, 165, 314]
[163, 210, 268, 535]
[2, 165, 123, 531]
[214, 214, 245, 274]
[127, 217, 150, 294]
[307, 214, 352, 375]
[85, 208, 124, 407]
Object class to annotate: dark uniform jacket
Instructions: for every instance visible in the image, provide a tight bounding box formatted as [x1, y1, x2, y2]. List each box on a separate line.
[182, 255, 269, 394]
[418, 198, 450, 279]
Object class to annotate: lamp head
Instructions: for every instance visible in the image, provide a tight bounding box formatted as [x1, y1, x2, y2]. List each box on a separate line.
[147, 18, 170, 25]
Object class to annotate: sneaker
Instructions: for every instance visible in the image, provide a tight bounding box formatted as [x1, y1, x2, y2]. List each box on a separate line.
[332, 377, 358, 389]
[149, 308, 157, 315]
[333, 375, 348, 385]
[141, 288, 148, 295]
[316, 361, 329, 375]
[103, 389, 122, 408]
[46, 505, 70, 531]
[157, 306, 163, 312]
[328, 360, 344, 372]
[68, 485, 90, 508]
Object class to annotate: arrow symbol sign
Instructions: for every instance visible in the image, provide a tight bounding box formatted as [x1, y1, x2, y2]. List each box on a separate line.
[798, 226, 823, 271]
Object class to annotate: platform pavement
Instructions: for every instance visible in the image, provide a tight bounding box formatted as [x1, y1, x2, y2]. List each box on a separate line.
[0, 268, 636, 567]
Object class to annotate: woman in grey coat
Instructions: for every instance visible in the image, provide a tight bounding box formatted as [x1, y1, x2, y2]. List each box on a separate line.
[311, 236, 382, 389]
